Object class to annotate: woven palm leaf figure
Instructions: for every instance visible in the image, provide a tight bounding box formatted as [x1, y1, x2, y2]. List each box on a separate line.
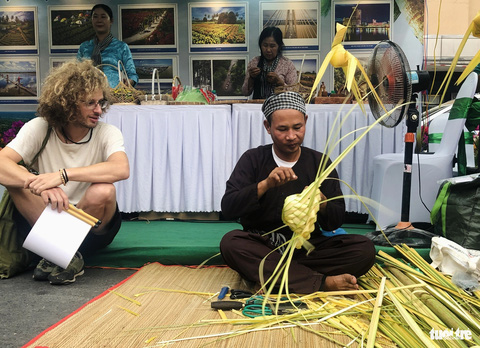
[306, 23, 383, 114]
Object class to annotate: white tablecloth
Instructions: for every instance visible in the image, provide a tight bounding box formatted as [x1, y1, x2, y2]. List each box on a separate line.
[104, 104, 404, 214]
[103, 104, 232, 213]
[231, 104, 405, 213]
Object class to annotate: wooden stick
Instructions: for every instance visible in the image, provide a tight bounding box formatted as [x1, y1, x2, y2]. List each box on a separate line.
[69, 204, 97, 224]
[65, 208, 95, 227]
[67, 204, 101, 227]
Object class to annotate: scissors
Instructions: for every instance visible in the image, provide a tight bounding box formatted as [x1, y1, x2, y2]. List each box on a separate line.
[242, 295, 308, 317]
[242, 295, 274, 318]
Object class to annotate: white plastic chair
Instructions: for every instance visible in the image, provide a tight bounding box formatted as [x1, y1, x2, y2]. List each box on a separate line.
[369, 72, 478, 230]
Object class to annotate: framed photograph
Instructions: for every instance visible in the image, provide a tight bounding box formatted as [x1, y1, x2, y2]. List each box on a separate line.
[333, 0, 392, 49]
[49, 56, 75, 71]
[191, 56, 247, 99]
[119, 4, 178, 53]
[189, 2, 247, 53]
[0, 7, 38, 54]
[284, 54, 319, 89]
[135, 81, 172, 95]
[333, 51, 370, 96]
[48, 5, 95, 54]
[133, 56, 178, 83]
[0, 56, 39, 104]
[260, 1, 319, 51]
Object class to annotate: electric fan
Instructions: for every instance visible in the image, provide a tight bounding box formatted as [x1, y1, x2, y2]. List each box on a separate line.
[366, 40, 435, 246]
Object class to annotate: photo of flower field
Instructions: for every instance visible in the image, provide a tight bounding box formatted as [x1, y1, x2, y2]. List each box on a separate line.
[121, 6, 175, 46]
[0, 8, 37, 49]
[49, 7, 95, 48]
[190, 3, 247, 51]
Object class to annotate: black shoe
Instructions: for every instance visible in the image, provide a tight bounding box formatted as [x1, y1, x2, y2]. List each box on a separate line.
[33, 258, 55, 281]
[48, 252, 85, 285]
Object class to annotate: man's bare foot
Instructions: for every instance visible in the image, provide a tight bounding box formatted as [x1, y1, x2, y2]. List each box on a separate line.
[323, 274, 359, 291]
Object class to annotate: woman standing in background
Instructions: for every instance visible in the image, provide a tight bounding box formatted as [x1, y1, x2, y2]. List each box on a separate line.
[77, 4, 138, 88]
[242, 27, 297, 99]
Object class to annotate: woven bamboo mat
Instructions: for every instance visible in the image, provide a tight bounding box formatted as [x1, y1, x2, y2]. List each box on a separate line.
[24, 263, 387, 348]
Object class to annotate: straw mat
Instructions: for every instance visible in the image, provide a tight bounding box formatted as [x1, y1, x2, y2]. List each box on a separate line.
[24, 263, 392, 348]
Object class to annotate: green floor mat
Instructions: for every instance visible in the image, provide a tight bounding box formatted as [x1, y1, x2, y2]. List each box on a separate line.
[85, 220, 242, 268]
[84, 221, 432, 268]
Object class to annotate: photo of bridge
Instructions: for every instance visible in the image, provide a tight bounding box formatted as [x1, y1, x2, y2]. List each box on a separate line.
[262, 8, 317, 39]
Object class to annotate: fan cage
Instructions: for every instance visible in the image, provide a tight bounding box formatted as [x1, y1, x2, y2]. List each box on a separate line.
[367, 40, 413, 128]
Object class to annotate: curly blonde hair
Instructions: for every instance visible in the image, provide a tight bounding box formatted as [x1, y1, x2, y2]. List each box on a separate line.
[37, 59, 111, 128]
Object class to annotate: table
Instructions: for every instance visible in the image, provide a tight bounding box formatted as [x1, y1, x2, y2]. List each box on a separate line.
[103, 104, 232, 213]
[104, 104, 404, 214]
[231, 104, 404, 213]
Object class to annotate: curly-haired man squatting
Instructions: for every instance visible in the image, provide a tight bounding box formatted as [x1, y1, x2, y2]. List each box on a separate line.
[0, 60, 129, 285]
[220, 91, 375, 293]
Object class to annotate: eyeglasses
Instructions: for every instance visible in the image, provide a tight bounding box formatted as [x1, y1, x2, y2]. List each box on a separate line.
[83, 99, 109, 111]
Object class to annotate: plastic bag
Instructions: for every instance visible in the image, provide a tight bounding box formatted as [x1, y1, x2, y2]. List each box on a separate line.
[175, 86, 209, 104]
[431, 176, 480, 250]
[430, 236, 480, 280]
[171, 76, 182, 100]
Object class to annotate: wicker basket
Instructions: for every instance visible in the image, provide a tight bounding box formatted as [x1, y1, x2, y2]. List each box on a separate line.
[103, 61, 144, 105]
[111, 81, 144, 104]
[141, 68, 167, 105]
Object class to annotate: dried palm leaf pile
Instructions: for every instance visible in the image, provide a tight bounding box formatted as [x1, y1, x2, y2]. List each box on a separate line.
[25, 250, 480, 348]
[199, 245, 480, 348]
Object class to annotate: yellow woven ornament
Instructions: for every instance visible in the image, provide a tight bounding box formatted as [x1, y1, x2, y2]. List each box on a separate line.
[282, 182, 321, 249]
[307, 23, 384, 114]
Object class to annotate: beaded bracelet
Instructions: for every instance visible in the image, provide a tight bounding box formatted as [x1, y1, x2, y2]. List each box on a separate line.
[59, 169, 66, 186]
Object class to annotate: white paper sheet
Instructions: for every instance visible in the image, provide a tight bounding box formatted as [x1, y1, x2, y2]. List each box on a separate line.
[22, 205, 91, 269]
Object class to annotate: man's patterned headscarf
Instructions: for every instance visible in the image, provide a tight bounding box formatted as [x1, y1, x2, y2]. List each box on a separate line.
[262, 91, 306, 122]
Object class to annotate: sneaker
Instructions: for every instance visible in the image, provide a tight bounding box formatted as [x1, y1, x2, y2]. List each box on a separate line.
[33, 258, 56, 281]
[48, 252, 85, 285]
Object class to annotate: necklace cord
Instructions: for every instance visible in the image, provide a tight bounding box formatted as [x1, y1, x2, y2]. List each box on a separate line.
[62, 128, 93, 145]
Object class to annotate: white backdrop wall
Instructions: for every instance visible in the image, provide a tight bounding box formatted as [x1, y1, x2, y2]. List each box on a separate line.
[0, 0, 424, 113]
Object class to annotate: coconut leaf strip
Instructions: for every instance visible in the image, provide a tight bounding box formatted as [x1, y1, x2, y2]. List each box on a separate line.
[366, 277, 386, 348]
